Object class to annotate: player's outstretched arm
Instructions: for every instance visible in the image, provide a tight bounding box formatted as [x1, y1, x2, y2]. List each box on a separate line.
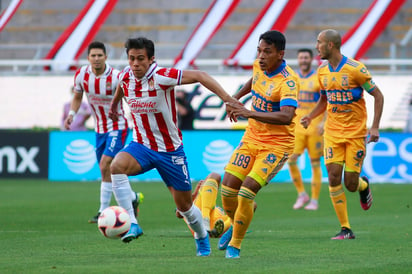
[109, 84, 124, 121]
[368, 86, 384, 143]
[226, 103, 296, 125]
[180, 70, 238, 105]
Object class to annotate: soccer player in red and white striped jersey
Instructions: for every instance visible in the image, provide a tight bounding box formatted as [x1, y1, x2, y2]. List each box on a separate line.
[64, 41, 140, 224]
[109, 37, 238, 256]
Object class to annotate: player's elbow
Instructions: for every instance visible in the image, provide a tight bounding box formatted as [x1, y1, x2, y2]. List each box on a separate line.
[279, 114, 294, 125]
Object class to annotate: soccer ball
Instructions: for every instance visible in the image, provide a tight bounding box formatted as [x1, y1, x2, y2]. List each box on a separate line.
[97, 206, 131, 239]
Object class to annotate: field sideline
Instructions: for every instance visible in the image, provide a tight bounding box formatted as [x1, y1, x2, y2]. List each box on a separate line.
[0, 180, 411, 273]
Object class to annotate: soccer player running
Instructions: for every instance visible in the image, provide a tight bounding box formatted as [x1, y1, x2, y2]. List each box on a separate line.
[301, 29, 384, 240]
[220, 30, 299, 259]
[289, 48, 325, 210]
[108, 37, 238, 256]
[64, 41, 142, 223]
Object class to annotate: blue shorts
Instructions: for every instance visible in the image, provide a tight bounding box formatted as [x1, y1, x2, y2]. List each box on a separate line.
[95, 129, 129, 162]
[122, 142, 192, 191]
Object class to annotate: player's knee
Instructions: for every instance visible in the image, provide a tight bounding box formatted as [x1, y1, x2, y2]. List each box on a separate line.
[288, 154, 299, 163]
[110, 157, 126, 174]
[99, 157, 112, 173]
[327, 172, 341, 185]
[208, 172, 221, 184]
[344, 179, 358, 192]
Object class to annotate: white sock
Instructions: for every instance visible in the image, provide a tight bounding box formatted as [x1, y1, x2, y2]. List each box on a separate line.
[130, 190, 137, 201]
[179, 205, 207, 239]
[111, 174, 138, 224]
[98, 182, 112, 212]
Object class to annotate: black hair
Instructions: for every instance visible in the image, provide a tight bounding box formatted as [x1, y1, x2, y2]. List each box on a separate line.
[297, 48, 313, 58]
[259, 30, 286, 51]
[124, 37, 155, 59]
[88, 41, 106, 55]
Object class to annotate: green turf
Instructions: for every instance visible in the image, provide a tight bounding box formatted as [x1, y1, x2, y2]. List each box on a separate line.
[0, 180, 411, 273]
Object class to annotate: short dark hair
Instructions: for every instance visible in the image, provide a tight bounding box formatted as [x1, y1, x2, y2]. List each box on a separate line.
[297, 48, 313, 58]
[259, 30, 286, 51]
[88, 41, 106, 55]
[125, 37, 155, 59]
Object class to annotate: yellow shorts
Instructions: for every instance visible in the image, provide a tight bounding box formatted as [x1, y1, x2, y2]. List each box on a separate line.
[225, 141, 291, 186]
[293, 133, 324, 159]
[323, 135, 366, 173]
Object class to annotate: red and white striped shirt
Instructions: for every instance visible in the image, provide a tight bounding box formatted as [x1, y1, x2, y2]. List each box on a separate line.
[74, 63, 128, 133]
[119, 63, 182, 152]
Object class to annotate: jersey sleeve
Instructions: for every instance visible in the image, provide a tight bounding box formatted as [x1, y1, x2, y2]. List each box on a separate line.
[355, 63, 376, 93]
[73, 68, 83, 93]
[156, 68, 182, 86]
[112, 69, 120, 84]
[280, 77, 298, 108]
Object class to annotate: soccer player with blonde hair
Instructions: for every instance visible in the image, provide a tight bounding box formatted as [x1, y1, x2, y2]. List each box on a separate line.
[301, 29, 384, 239]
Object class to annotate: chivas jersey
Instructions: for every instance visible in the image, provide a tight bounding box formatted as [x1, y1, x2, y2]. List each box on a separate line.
[74, 64, 128, 133]
[118, 63, 183, 152]
[243, 60, 298, 147]
[317, 56, 376, 138]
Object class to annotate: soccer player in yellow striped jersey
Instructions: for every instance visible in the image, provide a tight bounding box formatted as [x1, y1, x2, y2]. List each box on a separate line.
[301, 29, 384, 240]
[289, 49, 325, 211]
[221, 30, 298, 258]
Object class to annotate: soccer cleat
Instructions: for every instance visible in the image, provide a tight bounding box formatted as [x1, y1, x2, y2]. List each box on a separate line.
[88, 212, 100, 223]
[121, 223, 144, 243]
[218, 225, 233, 250]
[195, 234, 211, 257]
[331, 227, 355, 240]
[304, 199, 319, 211]
[225, 245, 240, 259]
[359, 176, 373, 210]
[293, 193, 309, 209]
[209, 219, 225, 238]
[132, 192, 144, 217]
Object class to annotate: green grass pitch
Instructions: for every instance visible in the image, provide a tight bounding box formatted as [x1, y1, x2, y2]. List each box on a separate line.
[0, 179, 411, 273]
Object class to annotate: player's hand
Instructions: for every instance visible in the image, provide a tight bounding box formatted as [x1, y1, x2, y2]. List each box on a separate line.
[226, 101, 249, 122]
[368, 128, 380, 143]
[108, 107, 119, 121]
[64, 116, 73, 130]
[225, 98, 243, 122]
[225, 103, 237, 122]
[300, 115, 311, 129]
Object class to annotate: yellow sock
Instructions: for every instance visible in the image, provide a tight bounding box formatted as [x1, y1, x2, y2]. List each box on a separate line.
[223, 216, 232, 233]
[358, 177, 368, 192]
[329, 185, 350, 229]
[229, 186, 256, 249]
[221, 185, 239, 220]
[289, 161, 305, 194]
[311, 161, 322, 200]
[200, 178, 218, 219]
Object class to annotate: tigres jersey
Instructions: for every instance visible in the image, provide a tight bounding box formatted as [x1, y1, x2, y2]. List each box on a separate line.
[294, 69, 324, 135]
[243, 59, 299, 148]
[317, 56, 376, 138]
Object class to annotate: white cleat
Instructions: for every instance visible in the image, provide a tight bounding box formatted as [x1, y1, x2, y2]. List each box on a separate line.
[304, 199, 319, 210]
[293, 193, 309, 210]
